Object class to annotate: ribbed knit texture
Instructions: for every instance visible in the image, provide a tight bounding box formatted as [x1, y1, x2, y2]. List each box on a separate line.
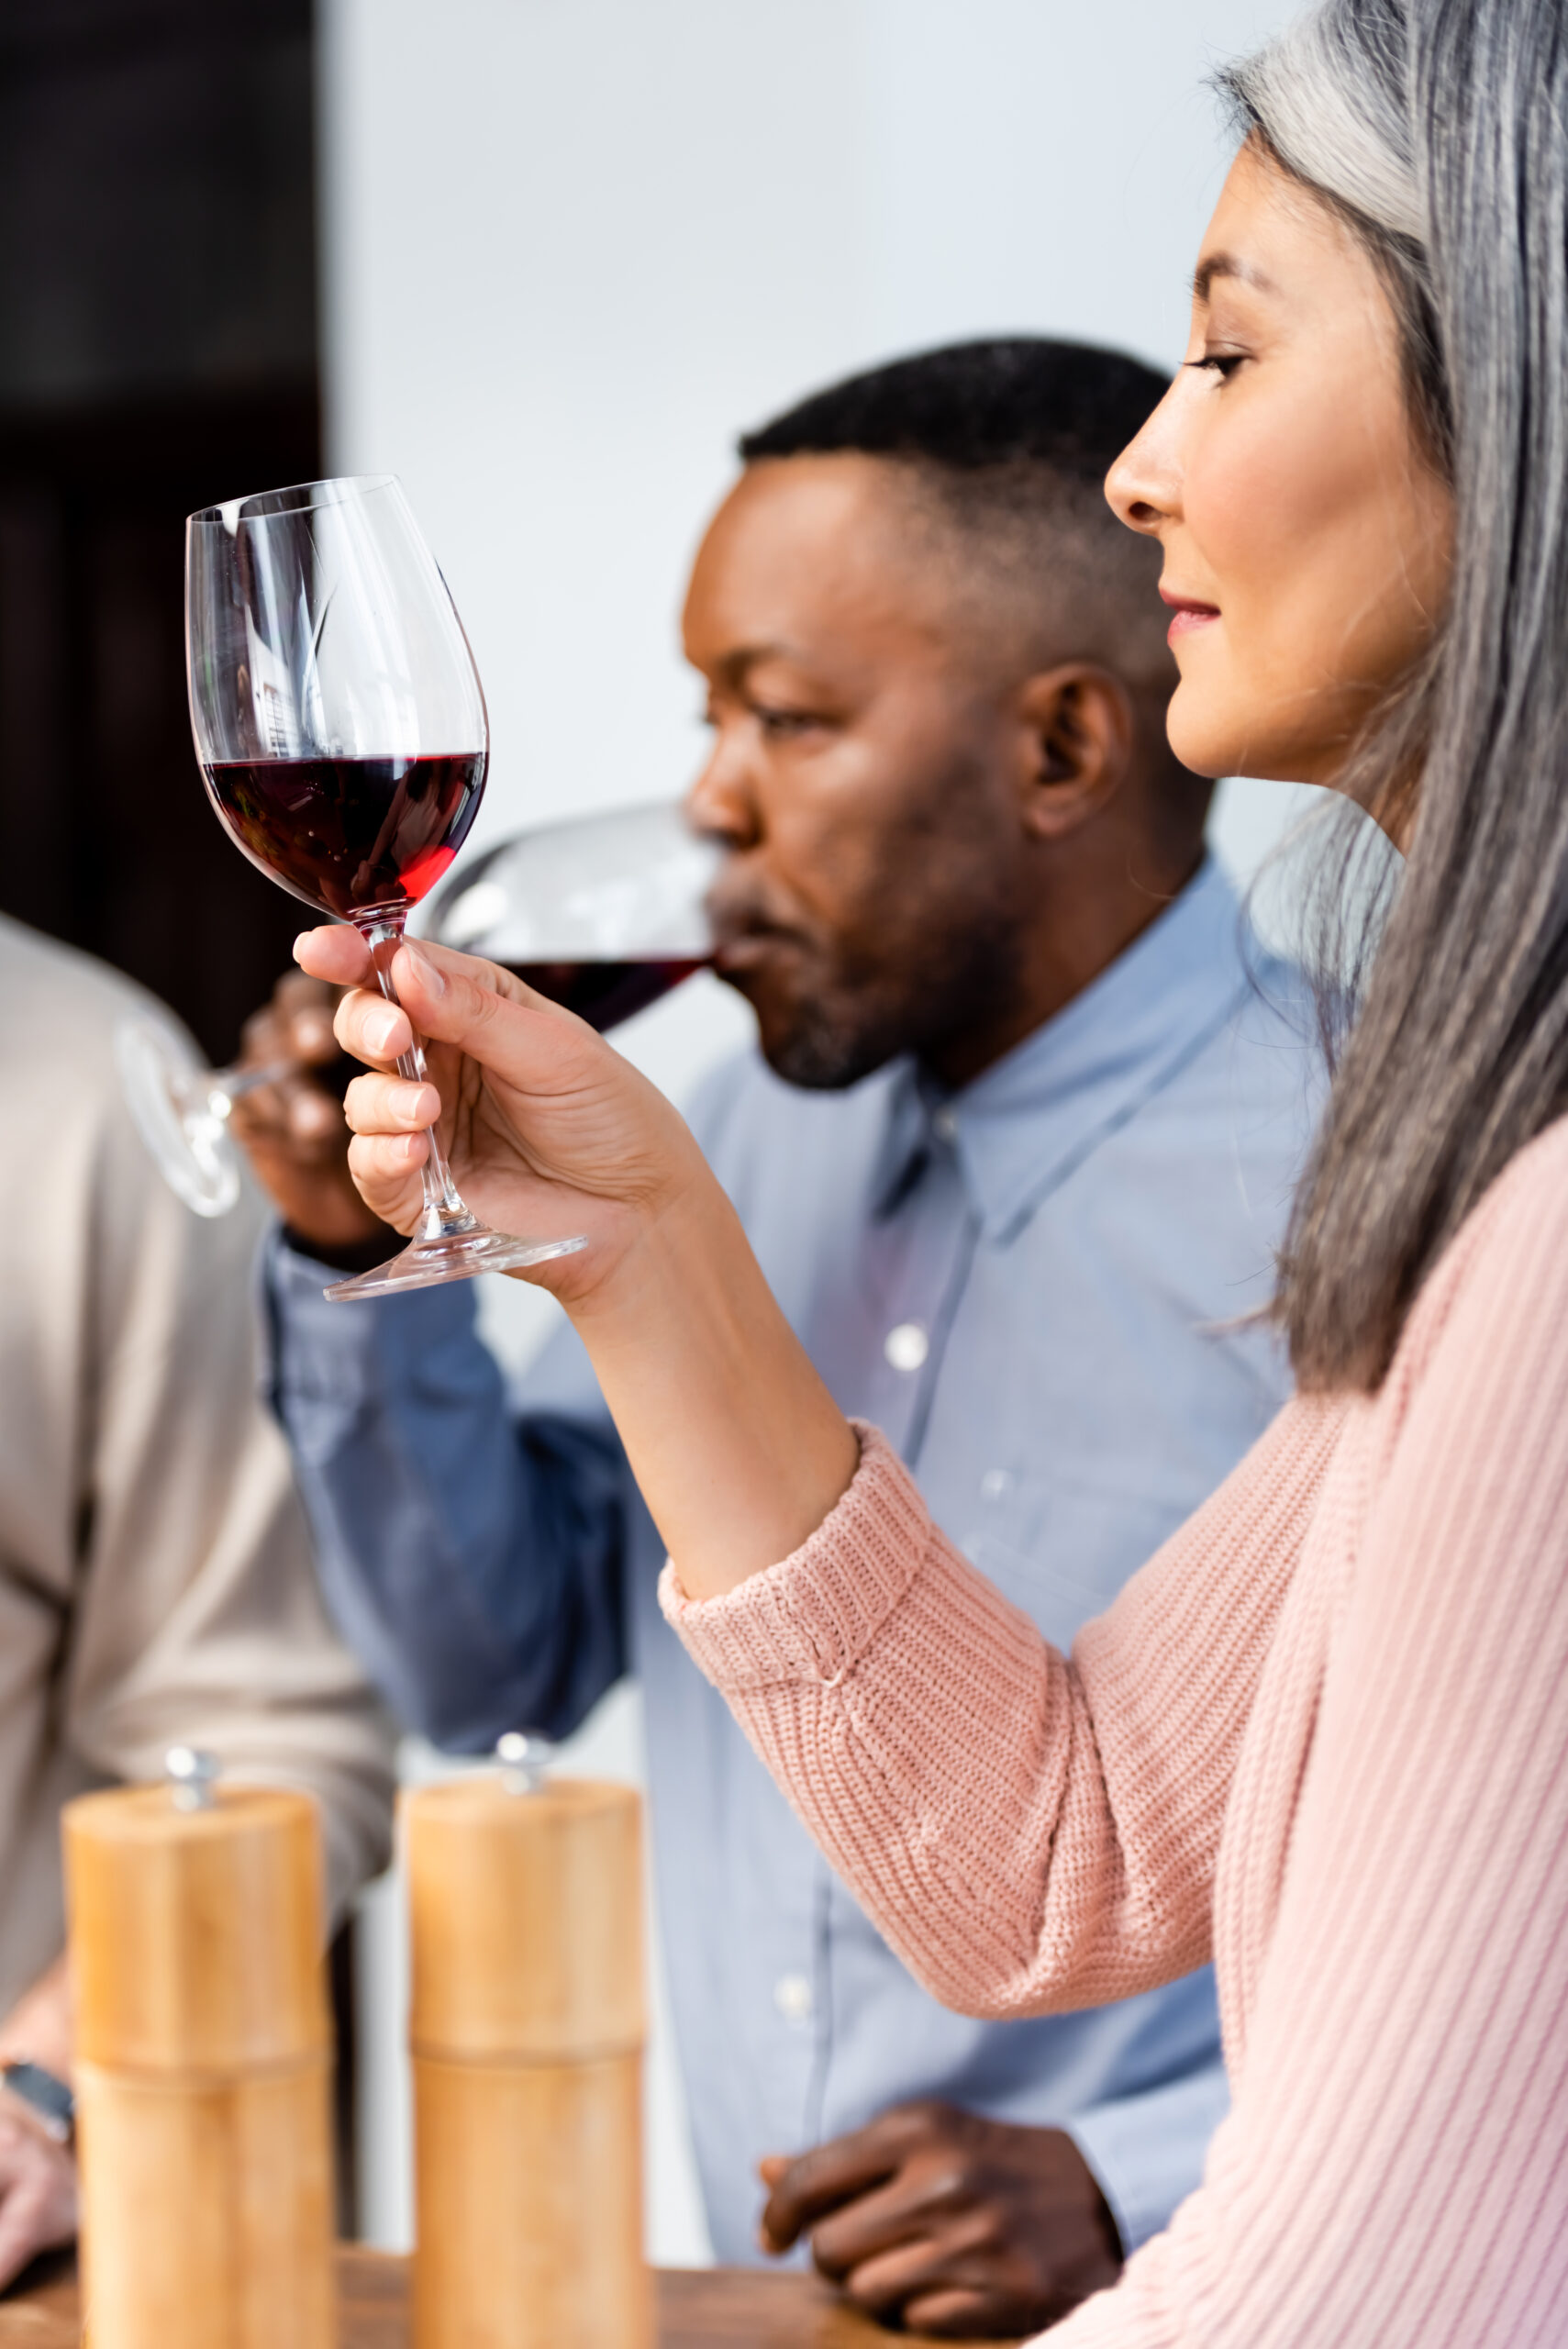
[662, 1117, 1568, 2343]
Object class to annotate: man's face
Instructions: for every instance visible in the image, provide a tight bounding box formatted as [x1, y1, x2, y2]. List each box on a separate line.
[682, 455, 1035, 1089]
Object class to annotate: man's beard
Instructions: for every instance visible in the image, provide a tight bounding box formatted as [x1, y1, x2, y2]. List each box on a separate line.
[749, 917, 1028, 1091]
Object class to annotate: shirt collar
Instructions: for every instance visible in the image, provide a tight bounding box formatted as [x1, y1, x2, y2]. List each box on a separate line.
[870, 860, 1266, 1240]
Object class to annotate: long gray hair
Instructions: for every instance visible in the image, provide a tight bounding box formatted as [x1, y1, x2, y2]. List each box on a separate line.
[1223, 0, 1568, 1390]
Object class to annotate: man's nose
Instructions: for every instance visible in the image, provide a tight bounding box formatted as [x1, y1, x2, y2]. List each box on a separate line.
[684, 740, 762, 847]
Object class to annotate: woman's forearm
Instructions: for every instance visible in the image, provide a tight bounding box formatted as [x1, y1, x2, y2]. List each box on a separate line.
[302, 930, 860, 1594]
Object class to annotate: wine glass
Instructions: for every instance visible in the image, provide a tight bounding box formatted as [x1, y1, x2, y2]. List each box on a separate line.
[414, 799, 722, 1030]
[184, 474, 585, 1301]
[116, 1016, 290, 1219]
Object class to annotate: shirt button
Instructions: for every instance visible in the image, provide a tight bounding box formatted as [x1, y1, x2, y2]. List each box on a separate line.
[981, 1468, 1013, 1503]
[774, 1973, 813, 2025]
[932, 1106, 958, 1143]
[884, 1322, 929, 1372]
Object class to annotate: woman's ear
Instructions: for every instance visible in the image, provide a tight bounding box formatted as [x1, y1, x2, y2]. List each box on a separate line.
[1015, 664, 1135, 838]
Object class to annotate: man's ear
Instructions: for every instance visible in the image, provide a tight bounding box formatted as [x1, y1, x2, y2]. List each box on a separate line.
[1014, 664, 1134, 840]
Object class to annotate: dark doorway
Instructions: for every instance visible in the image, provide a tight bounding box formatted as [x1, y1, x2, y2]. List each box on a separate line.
[0, 0, 322, 1061]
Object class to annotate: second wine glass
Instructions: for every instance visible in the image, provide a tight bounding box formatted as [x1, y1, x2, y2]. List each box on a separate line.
[185, 475, 585, 1300]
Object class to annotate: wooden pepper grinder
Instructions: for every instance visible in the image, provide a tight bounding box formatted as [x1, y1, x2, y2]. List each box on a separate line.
[406, 1736, 652, 2349]
[63, 1748, 336, 2349]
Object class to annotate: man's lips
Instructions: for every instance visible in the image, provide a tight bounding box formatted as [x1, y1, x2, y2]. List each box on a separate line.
[1159, 584, 1221, 644]
[709, 922, 807, 976]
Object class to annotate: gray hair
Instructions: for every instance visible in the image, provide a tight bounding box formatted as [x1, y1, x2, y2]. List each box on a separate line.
[1222, 0, 1568, 1391]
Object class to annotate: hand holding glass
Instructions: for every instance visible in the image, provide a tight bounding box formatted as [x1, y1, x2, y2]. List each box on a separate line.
[184, 475, 585, 1299]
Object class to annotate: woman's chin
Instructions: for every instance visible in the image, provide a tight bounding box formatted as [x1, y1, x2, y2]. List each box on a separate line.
[1166, 684, 1331, 790]
[1164, 685, 1245, 783]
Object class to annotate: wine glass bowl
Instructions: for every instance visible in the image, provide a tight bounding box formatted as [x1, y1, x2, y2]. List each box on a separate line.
[416, 798, 722, 1032]
[186, 477, 486, 923]
[183, 476, 586, 1299]
[116, 1018, 246, 1219]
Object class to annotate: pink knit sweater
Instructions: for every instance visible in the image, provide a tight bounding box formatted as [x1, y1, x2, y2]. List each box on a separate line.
[662, 1119, 1568, 2344]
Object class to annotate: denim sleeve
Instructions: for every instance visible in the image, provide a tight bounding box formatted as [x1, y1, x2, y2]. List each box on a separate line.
[261, 1233, 627, 1752]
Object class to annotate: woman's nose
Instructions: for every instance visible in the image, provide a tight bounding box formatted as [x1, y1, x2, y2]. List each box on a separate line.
[1106, 384, 1183, 539]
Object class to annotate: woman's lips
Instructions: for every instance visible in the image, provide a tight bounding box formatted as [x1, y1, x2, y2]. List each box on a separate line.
[1159, 585, 1221, 645]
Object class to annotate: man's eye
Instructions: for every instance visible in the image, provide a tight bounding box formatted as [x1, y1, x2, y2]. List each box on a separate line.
[755, 706, 818, 737]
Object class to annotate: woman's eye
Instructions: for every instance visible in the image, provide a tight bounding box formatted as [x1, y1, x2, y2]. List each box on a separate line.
[1187, 351, 1247, 380]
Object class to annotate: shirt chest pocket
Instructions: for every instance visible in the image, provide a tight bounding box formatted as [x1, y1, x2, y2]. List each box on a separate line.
[962, 1469, 1195, 1653]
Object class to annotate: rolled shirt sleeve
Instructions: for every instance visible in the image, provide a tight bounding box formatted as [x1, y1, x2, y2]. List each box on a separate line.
[1067, 2053, 1231, 2255]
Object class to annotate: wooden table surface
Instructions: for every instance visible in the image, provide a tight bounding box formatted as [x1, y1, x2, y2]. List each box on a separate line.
[0, 2245, 1019, 2347]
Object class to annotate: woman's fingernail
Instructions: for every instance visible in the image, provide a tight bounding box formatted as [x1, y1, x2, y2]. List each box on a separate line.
[367, 1008, 401, 1054]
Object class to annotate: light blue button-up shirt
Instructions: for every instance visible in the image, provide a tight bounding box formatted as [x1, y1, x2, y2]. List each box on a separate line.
[266, 860, 1320, 2262]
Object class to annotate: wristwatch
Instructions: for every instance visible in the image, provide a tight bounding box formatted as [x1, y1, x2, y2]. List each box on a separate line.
[0, 2061, 74, 2144]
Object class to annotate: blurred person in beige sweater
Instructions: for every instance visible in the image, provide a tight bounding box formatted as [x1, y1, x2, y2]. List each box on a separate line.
[0, 914, 395, 2288]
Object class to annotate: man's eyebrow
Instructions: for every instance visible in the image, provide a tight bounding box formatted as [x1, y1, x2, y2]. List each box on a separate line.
[714, 642, 791, 684]
[1191, 252, 1280, 305]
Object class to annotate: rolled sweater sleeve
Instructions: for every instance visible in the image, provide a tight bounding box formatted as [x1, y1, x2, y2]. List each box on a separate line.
[1053, 1128, 1568, 2346]
[662, 1400, 1346, 2021]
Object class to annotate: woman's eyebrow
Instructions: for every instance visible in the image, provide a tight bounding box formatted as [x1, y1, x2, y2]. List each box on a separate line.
[1192, 252, 1280, 305]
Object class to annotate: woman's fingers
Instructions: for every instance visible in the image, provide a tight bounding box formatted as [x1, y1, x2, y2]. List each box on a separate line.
[295, 924, 373, 986]
[336, 989, 415, 1067]
[343, 1070, 440, 1136]
[346, 1131, 429, 1230]
[387, 940, 571, 1074]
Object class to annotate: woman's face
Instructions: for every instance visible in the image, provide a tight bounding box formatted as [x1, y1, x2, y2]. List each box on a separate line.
[1106, 140, 1452, 790]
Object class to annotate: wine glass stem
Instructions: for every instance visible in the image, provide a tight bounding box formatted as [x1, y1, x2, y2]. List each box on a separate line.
[360, 918, 480, 1246]
[203, 1061, 294, 1117]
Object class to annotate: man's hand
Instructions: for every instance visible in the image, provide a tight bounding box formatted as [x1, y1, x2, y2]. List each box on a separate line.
[0, 2107, 74, 2293]
[228, 971, 399, 1262]
[759, 2102, 1122, 2338]
[0, 1957, 75, 2292]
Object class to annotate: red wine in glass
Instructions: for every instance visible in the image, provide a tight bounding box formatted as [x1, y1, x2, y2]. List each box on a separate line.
[500, 957, 710, 1033]
[417, 801, 722, 1029]
[204, 751, 484, 921]
[183, 474, 586, 1299]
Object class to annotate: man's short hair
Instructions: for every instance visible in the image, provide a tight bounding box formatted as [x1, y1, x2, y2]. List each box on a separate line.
[738, 338, 1174, 685]
[739, 336, 1169, 484]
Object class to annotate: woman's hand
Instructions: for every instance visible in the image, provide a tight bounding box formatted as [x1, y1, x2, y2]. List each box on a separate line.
[295, 927, 706, 1308]
[295, 925, 860, 1595]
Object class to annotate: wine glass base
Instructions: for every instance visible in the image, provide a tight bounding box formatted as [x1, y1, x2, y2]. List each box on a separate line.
[322, 1226, 587, 1302]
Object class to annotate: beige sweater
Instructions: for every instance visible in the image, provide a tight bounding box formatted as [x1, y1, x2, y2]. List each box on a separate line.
[666, 1114, 1568, 2343]
[0, 918, 394, 2017]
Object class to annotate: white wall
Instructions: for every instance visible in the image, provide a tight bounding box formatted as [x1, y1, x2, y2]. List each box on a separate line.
[317, 0, 1310, 2265]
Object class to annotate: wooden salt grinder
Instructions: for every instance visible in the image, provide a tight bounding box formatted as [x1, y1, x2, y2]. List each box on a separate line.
[406, 1737, 652, 2349]
[63, 1748, 336, 2349]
